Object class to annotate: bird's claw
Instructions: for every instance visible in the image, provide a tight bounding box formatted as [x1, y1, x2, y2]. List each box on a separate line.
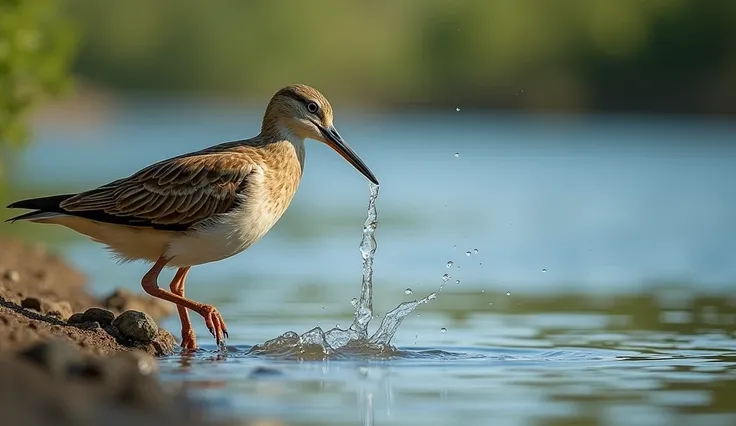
[200, 304, 228, 347]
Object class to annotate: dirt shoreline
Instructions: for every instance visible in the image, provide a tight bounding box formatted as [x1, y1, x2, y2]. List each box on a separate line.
[0, 238, 227, 426]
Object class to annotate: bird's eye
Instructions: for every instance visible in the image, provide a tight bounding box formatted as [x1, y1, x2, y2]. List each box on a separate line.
[306, 102, 319, 113]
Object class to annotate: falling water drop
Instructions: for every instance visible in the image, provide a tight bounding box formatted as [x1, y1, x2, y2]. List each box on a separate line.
[351, 298, 358, 307]
[465, 251, 471, 257]
[473, 249, 478, 254]
[455, 108, 460, 112]
[404, 288, 413, 295]
[454, 152, 460, 158]
[479, 262, 483, 266]
[442, 273, 450, 283]
[481, 289, 485, 293]
[489, 302, 493, 306]
[542, 268, 547, 273]
[506, 291, 511, 296]
[446, 261, 454, 268]
[452, 244, 457, 249]
[455, 279, 460, 285]
[440, 327, 447, 333]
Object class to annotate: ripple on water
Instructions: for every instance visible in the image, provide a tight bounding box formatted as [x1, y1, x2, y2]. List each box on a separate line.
[247, 183, 443, 360]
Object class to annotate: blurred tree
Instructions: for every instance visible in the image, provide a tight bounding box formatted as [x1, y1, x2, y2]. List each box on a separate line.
[54, 0, 736, 114]
[0, 0, 77, 184]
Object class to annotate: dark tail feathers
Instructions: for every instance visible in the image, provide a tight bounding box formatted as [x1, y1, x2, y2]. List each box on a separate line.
[5, 194, 75, 223]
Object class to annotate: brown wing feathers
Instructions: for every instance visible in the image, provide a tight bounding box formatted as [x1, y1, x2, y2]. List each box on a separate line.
[7, 154, 254, 231]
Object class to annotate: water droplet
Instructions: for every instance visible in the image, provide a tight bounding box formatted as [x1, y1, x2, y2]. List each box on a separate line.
[506, 291, 511, 296]
[466, 251, 471, 257]
[322, 306, 326, 310]
[404, 288, 413, 295]
[452, 244, 457, 249]
[542, 268, 547, 273]
[509, 222, 514, 227]
[440, 327, 447, 333]
[351, 298, 358, 306]
[428, 292, 437, 300]
[473, 249, 478, 254]
[479, 262, 483, 266]
[454, 152, 460, 158]
[455, 279, 460, 284]
[489, 302, 493, 306]
[455, 108, 460, 112]
[336, 323, 341, 328]
[446, 260, 454, 268]
[481, 289, 485, 293]
[442, 273, 450, 282]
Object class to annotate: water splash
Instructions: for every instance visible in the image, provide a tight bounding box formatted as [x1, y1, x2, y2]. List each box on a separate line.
[250, 183, 437, 359]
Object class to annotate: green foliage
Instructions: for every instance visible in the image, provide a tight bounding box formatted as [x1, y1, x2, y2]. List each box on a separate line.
[63, 0, 735, 113]
[0, 0, 77, 150]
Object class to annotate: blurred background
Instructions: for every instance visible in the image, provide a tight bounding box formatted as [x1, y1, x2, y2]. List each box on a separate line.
[1, 1, 736, 425]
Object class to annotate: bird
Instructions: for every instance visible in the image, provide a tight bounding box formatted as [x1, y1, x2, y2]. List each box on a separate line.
[5, 84, 379, 350]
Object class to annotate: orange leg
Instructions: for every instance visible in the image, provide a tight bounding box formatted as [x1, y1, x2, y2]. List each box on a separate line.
[142, 255, 228, 346]
[169, 266, 197, 350]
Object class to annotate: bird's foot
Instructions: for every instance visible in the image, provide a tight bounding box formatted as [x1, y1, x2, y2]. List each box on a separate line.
[180, 328, 198, 351]
[198, 304, 229, 346]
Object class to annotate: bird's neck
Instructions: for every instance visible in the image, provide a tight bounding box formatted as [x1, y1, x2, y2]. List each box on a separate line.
[276, 127, 306, 173]
[257, 124, 306, 176]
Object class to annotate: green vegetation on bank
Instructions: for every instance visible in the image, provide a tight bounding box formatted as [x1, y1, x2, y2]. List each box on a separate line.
[0, 0, 77, 146]
[65, 0, 736, 114]
[0, 0, 77, 191]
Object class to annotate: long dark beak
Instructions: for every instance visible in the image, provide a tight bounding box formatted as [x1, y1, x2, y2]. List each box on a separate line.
[318, 124, 379, 185]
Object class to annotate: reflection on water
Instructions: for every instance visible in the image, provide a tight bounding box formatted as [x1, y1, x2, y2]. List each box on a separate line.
[2, 102, 736, 425]
[159, 292, 736, 426]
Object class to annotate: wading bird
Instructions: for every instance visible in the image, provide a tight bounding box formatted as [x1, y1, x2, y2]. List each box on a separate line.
[6, 84, 379, 349]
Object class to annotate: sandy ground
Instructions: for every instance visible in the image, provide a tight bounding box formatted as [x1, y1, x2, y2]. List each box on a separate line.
[0, 238, 237, 426]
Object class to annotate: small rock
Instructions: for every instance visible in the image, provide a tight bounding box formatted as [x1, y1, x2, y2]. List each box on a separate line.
[112, 310, 158, 343]
[81, 307, 115, 326]
[103, 324, 123, 341]
[67, 312, 85, 324]
[80, 321, 102, 330]
[20, 297, 42, 311]
[44, 300, 73, 321]
[3, 270, 20, 283]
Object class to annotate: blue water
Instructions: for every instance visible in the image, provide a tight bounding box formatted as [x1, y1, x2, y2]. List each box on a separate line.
[4, 100, 736, 425]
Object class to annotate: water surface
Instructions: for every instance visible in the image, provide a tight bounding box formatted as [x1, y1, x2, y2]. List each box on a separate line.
[3, 101, 736, 425]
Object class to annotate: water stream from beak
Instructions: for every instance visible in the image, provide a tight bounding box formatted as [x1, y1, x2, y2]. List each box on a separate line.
[249, 183, 438, 359]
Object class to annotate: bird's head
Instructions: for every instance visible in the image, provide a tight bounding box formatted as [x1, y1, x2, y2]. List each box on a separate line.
[262, 84, 378, 185]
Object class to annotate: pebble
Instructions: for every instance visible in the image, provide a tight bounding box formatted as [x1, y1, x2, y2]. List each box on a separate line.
[79, 321, 102, 330]
[67, 313, 85, 324]
[20, 297, 42, 311]
[81, 307, 115, 326]
[112, 310, 158, 343]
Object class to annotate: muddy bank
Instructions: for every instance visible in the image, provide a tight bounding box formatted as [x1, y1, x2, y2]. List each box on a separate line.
[0, 238, 228, 426]
[0, 340, 214, 426]
[0, 239, 176, 356]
